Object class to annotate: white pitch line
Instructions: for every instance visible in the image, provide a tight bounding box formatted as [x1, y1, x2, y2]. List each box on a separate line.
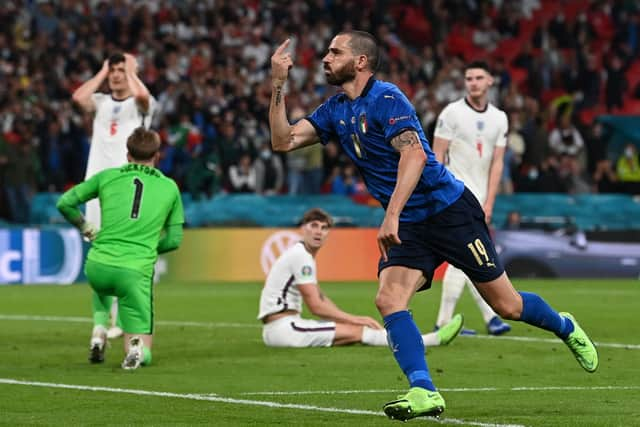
[0, 378, 524, 427]
[0, 314, 260, 329]
[1, 314, 638, 349]
[241, 385, 640, 396]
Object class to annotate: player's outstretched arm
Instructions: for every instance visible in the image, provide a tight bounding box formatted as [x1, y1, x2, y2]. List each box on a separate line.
[269, 39, 319, 152]
[378, 130, 427, 260]
[298, 284, 383, 329]
[71, 60, 109, 113]
[124, 53, 151, 114]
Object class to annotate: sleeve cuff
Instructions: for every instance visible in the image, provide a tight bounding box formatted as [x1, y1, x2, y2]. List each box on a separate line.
[304, 117, 328, 145]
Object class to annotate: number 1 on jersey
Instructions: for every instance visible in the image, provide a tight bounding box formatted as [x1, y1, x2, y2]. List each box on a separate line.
[130, 177, 144, 219]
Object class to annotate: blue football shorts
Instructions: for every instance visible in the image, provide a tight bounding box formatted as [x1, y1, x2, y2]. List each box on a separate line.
[378, 187, 504, 290]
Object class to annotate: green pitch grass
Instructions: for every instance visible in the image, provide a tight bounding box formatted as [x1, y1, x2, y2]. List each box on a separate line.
[0, 279, 638, 426]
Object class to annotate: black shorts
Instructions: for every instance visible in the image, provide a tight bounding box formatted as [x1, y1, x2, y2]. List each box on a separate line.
[378, 187, 504, 290]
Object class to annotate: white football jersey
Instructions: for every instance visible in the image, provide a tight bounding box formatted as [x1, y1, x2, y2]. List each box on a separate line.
[258, 242, 318, 320]
[85, 93, 156, 177]
[434, 98, 508, 203]
[84, 93, 156, 227]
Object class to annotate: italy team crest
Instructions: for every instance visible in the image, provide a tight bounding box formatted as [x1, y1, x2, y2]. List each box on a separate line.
[359, 113, 368, 134]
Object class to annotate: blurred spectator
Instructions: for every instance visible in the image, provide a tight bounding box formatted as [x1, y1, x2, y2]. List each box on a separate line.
[254, 143, 284, 195]
[548, 14, 572, 49]
[501, 112, 526, 195]
[4, 132, 41, 223]
[216, 120, 242, 177]
[582, 122, 608, 175]
[39, 119, 70, 192]
[518, 154, 568, 193]
[302, 143, 324, 194]
[473, 16, 500, 51]
[616, 143, 640, 194]
[321, 141, 343, 191]
[559, 155, 590, 194]
[330, 164, 364, 196]
[520, 98, 549, 168]
[504, 210, 522, 230]
[228, 153, 257, 193]
[286, 107, 311, 195]
[0, 133, 8, 220]
[548, 114, 584, 158]
[286, 148, 306, 195]
[185, 148, 222, 200]
[592, 159, 619, 193]
[604, 54, 628, 112]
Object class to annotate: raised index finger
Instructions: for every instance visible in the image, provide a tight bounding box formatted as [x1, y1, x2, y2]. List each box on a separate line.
[274, 38, 291, 55]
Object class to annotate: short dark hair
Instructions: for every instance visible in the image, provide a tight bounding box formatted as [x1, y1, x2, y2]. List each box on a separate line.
[464, 60, 492, 74]
[127, 127, 160, 161]
[301, 208, 334, 227]
[108, 53, 125, 66]
[338, 30, 379, 72]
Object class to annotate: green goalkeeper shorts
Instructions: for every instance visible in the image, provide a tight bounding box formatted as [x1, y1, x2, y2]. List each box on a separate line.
[85, 259, 154, 334]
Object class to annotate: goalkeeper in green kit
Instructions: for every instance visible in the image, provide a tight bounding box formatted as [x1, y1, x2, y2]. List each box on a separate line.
[57, 127, 184, 370]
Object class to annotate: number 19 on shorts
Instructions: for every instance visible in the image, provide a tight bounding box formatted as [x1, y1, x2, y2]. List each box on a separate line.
[467, 238, 490, 266]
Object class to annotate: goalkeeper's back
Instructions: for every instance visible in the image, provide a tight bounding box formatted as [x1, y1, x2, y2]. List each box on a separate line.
[57, 128, 184, 273]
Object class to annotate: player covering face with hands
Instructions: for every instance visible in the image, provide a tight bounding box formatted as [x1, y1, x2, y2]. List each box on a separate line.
[268, 31, 598, 421]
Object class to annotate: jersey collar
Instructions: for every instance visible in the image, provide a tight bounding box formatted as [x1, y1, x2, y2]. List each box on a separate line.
[464, 96, 488, 113]
[338, 76, 376, 103]
[360, 75, 376, 98]
[111, 94, 133, 102]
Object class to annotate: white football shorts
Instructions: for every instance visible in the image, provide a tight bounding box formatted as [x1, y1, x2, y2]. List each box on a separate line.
[262, 314, 336, 347]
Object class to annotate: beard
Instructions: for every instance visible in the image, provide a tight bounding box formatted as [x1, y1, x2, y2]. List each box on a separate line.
[325, 61, 356, 86]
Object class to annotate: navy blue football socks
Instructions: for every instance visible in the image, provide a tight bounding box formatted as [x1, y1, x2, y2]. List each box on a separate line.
[384, 310, 436, 391]
[519, 291, 574, 339]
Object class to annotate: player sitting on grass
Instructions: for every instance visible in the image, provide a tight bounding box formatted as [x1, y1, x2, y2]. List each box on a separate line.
[258, 208, 464, 348]
[57, 127, 184, 370]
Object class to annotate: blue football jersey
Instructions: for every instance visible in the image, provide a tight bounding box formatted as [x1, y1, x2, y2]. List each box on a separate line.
[307, 78, 464, 222]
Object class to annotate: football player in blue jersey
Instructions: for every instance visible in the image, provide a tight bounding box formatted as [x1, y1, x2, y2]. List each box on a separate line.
[268, 31, 598, 421]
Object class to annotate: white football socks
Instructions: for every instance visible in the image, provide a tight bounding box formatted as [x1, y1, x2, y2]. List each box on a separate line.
[361, 326, 442, 347]
[361, 326, 388, 346]
[436, 265, 467, 327]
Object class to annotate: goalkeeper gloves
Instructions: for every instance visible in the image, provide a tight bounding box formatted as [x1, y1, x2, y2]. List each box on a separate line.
[80, 221, 98, 241]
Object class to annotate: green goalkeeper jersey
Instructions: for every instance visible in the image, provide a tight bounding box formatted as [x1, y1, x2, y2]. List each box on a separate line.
[57, 163, 184, 272]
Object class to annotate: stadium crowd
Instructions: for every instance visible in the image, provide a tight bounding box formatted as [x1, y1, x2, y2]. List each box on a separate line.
[1, 0, 639, 224]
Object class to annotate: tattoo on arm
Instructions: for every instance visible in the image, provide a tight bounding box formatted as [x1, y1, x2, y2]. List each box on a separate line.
[274, 86, 283, 106]
[390, 130, 421, 151]
[318, 291, 325, 301]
